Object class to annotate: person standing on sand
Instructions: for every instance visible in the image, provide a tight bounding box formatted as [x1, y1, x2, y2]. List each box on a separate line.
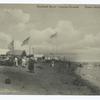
[28, 57, 35, 73]
[51, 60, 55, 67]
[14, 57, 18, 67]
[22, 57, 26, 68]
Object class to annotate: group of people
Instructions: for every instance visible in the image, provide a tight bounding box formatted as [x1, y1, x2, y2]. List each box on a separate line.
[14, 56, 35, 73]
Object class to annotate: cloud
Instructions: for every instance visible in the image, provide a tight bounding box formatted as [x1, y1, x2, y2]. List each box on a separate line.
[0, 9, 83, 53]
[0, 9, 30, 37]
[0, 32, 12, 49]
[1, 9, 30, 24]
[0, 7, 100, 61]
[24, 20, 100, 56]
[0, 32, 11, 42]
[0, 8, 99, 57]
[0, 18, 99, 56]
[28, 20, 83, 53]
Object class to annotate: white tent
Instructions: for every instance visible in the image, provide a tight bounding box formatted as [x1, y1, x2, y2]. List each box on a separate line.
[0, 49, 9, 55]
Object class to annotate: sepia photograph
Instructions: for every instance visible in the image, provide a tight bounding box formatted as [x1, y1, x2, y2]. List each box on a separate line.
[0, 4, 100, 95]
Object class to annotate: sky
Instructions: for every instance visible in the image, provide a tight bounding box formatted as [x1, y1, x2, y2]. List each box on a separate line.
[0, 4, 100, 61]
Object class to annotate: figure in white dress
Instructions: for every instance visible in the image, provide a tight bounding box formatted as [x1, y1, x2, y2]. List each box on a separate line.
[22, 57, 26, 68]
[14, 57, 18, 67]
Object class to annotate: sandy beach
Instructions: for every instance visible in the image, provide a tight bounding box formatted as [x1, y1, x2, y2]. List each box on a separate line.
[0, 62, 99, 95]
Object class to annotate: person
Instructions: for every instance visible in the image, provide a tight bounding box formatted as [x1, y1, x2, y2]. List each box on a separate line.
[28, 57, 35, 73]
[14, 57, 18, 67]
[51, 60, 55, 67]
[22, 57, 26, 68]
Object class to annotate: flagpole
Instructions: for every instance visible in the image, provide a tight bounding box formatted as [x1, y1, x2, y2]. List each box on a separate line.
[12, 40, 14, 56]
[29, 44, 31, 55]
[29, 36, 31, 56]
[55, 36, 57, 59]
[9, 40, 14, 56]
[55, 42, 57, 58]
[32, 47, 34, 56]
[29, 33, 31, 56]
[21, 36, 31, 56]
[54, 32, 57, 59]
[50, 32, 57, 59]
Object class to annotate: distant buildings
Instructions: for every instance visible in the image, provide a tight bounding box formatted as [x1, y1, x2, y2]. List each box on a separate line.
[0, 49, 9, 55]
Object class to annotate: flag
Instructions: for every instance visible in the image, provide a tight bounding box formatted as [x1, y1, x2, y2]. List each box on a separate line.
[21, 36, 30, 46]
[8, 40, 14, 51]
[50, 32, 57, 39]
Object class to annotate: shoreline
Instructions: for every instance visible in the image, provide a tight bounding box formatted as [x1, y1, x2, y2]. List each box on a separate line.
[74, 66, 100, 95]
[73, 73, 100, 95]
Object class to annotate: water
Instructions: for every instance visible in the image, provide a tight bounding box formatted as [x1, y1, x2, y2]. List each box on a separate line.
[76, 63, 100, 89]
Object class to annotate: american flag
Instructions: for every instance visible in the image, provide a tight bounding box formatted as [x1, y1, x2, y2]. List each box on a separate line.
[50, 32, 57, 39]
[21, 36, 30, 46]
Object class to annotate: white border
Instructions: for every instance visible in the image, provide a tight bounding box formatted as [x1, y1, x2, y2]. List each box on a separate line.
[0, 0, 99, 4]
[1, 95, 100, 100]
[0, 0, 100, 100]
